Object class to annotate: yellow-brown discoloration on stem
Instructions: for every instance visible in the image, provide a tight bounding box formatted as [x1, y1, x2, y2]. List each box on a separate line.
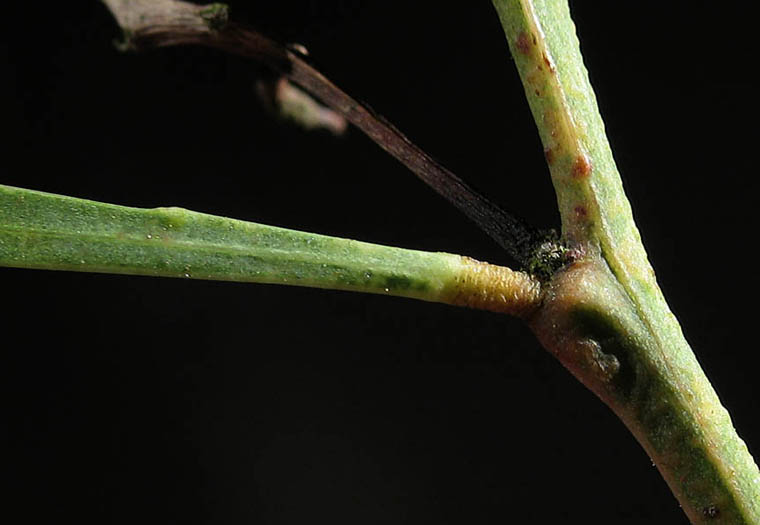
[529, 253, 640, 399]
[529, 250, 759, 524]
[448, 257, 541, 318]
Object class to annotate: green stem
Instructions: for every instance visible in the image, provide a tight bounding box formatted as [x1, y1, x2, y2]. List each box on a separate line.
[492, 1, 760, 523]
[0, 184, 540, 318]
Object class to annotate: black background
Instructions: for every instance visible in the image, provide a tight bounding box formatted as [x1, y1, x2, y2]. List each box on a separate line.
[2, 1, 758, 523]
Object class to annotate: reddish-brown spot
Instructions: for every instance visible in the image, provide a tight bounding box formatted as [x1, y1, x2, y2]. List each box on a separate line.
[515, 32, 532, 55]
[534, 89, 541, 96]
[572, 155, 592, 179]
[542, 52, 555, 73]
[574, 205, 587, 218]
[544, 147, 554, 164]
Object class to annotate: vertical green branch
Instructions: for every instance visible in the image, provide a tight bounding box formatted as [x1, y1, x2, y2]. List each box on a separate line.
[492, 1, 760, 523]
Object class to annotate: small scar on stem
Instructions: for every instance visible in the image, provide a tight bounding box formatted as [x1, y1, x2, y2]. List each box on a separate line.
[515, 32, 532, 55]
[542, 52, 555, 73]
[544, 147, 554, 164]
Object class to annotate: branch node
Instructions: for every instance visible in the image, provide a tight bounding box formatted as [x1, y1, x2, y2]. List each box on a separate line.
[525, 231, 583, 281]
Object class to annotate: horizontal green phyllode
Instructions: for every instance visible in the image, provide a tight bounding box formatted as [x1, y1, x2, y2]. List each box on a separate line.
[0, 184, 540, 317]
